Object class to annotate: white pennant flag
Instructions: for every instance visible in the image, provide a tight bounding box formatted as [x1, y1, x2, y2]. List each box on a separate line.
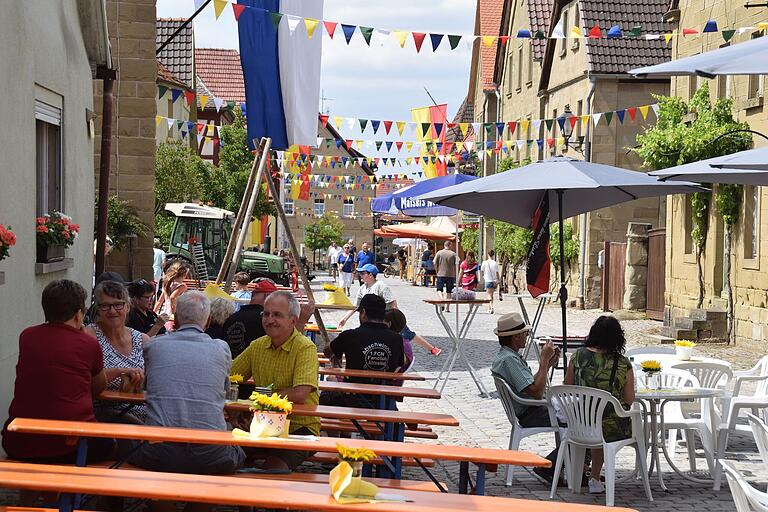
[286, 15, 302, 35]
[346, 118, 356, 130]
[167, 119, 175, 130]
[592, 113, 603, 125]
[316, 137, 323, 147]
[472, 122, 481, 134]
[551, 17, 565, 39]
[532, 119, 542, 132]
[213, 97, 225, 112]
[517, 140, 525, 148]
[644, 34, 661, 40]
[464, 141, 473, 152]
[650, 103, 660, 116]
[374, 29, 391, 46]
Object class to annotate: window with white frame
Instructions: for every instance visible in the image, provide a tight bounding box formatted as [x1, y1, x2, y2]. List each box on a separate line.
[744, 185, 760, 260]
[314, 198, 325, 216]
[343, 199, 354, 218]
[35, 99, 62, 216]
[560, 8, 568, 54]
[748, 33, 764, 99]
[517, 47, 523, 89]
[284, 197, 294, 216]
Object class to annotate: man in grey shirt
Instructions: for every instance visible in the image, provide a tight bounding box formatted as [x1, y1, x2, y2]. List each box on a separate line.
[129, 291, 245, 474]
[432, 240, 458, 311]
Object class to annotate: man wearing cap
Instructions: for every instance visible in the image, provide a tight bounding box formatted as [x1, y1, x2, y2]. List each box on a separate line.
[321, 295, 405, 408]
[338, 263, 396, 328]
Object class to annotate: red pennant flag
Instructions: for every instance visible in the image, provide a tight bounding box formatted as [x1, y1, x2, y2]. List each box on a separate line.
[588, 24, 602, 38]
[546, 138, 554, 148]
[507, 121, 518, 134]
[627, 107, 637, 121]
[232, 3, 246, 21]
[320, 114, 329, 128]
[495, 140, 503, 150]
[526, 193, 550, 298]
[447, 122, 456, 129]
[383, 120, 393, 134]
[414, 156, 421, 165]
[444, 142, 454, 153]
[499, 36, 510, 45]
[375, 158, 381, 166]
[412, 32, 427, 53]
[345, 139, 352, 149]
[569, 116, 579, 129]
[395, 141, 403, 151]
[324, 21, 337, 39]
[184, 91, 196, 107]
[682, 28, 698, 36]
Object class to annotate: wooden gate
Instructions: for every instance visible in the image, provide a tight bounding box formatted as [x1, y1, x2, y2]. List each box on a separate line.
[601, 241, 626, 312]
[646, 228, 666, 321]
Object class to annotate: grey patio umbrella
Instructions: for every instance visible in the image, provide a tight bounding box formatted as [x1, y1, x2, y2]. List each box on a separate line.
[419, 157, 703, 373]
[629, 36, 768, 78]
[650, 146, 768, 184]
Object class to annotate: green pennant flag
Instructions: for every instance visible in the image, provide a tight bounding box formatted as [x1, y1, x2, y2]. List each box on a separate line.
[604, 111, 613, 125]
[484, 123, 494, 133]
[448, 34, 462, 50]
[628, 25, 642, 37]
[722, 29, 736, 42]
[269, 12, 283, 30]
[375, 141, 383, 151]
[544, 119, 554, 131]
[226, 101, 235, 111]
[176, 120, 185, 130]
[158, 85, 169, 99]
[359, 26, 374, 46]
[535, 29, 546, 39]
[421, 122, 432, 137]
[325, 141, 333, 149]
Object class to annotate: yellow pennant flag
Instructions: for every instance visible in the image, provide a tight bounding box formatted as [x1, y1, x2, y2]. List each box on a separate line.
[520, 119, 530, 134]
[580, 115, 590, 126]
[304, 18, 320, 38]
[290, 180, 301, 200]
[355, 140, 363, 150]
[758, 22, 768, 34]
[213, 0, 228, 19]
[396, 121, 406, 136]
[394, 30, 409, 48]
[406, 157, 413, 165]
[486, 149, 493, 158]
[200, 95, 209, 110]
[664, 33, 674, 44]
[406, 141, 413, 152]
[639, 105, 650, 120]
[571, 26, 583, 38]
[556, 137, 564, 146]
[155, 115, 162, 126]
[334, 116, 343, 130]
[481, 36, 496, 48]
[459, 123, 468, 137]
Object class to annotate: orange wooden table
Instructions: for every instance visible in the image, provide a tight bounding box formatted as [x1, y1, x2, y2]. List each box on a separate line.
[8, 418, 548, 495]
[318, 368, 425, 382]
[0, 461, 637, 512]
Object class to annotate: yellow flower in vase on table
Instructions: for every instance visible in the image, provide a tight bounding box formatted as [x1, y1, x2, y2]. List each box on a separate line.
[229, 374, 244, 384]
[640, 360, 661, 373]
[675, 339, 696, 360]
[248, 392, 293, 437]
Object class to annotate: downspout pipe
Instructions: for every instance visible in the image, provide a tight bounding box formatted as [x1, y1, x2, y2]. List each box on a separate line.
[95, 68, 116, 278]
[578, 76, 597, 308]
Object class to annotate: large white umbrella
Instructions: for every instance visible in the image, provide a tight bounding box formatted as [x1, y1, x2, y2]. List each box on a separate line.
[650, 146, 768, 184]
[630, 36, 768, 78]
[419, 157, 703, 372]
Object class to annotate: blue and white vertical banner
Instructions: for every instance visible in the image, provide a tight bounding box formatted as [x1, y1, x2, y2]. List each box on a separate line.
[238, 0, 324, 150]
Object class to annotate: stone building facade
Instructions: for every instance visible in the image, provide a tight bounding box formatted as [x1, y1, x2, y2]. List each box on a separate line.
[663, 0, 768, 343]
[94, 0, 157, 280]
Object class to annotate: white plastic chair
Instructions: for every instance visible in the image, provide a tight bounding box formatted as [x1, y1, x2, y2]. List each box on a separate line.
[728, 356, 768, 428]
[547, 385, 653, 507]
[493, 374, 562, 486]
[747, 413, 768, 491]
[722, 462, 768, 512]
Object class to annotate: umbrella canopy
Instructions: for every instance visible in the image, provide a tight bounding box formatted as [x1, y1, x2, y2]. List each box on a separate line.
[419, 157, 702, 228]
[371, 173, 478, 217]
[375, 223, 456, 240]
[629, 36, 768, 78]
[649, 146, 768, 184]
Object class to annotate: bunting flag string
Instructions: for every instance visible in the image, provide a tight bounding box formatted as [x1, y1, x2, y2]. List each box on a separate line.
[200, 1, 768, 49]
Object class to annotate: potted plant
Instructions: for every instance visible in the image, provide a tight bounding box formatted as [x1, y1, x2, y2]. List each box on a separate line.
[0, 224, 17, 262]
[36, 212, 79, 263]
[675, 340, 696, 361]
[249, 391, 293, 437]
[640, 360, 662, 390]
[336, 444, 376, 478]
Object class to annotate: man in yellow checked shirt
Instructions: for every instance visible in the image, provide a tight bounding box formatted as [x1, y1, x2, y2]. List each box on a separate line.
[231, 290, 320, 472]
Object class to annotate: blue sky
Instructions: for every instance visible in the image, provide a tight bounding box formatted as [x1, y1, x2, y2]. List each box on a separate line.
[156, 0, 476, 131]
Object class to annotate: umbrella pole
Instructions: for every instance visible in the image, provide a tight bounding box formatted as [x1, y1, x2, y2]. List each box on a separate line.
[557, 190, 568, 377]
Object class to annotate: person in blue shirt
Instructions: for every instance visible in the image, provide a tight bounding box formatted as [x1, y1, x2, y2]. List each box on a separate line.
[355, 242, 375, 285]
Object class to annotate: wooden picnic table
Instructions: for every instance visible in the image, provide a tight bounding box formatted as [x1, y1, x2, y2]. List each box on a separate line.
[319, 368, 425, 382]
[0, 461, 635, 512]
[7, 418, 548, 495]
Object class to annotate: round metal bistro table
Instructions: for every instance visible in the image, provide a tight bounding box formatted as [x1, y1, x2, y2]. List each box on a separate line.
[635, 387, 723, 491]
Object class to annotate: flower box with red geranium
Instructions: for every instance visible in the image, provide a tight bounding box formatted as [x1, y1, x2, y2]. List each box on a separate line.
[36, 212, 79, 263]
[0, 224, 16, 262]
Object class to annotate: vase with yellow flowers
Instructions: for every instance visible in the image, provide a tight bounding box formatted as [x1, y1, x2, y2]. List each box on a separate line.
[675, 340, 696, 361]
[228, 374, 244, 401]
[337, 444, 376, 478]
[640, 360, 662, 389]
[249, 392, 293, 437]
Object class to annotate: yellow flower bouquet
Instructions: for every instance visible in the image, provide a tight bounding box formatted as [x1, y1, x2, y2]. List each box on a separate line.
[674, 340, 696, 348]
[229, 374, 244, 384]
[640, 360, 662, 373]
[248, 392, 293, 437]
[675, 340, 695, 360]
[249, 392, 293, 414]
[337, 444, 376, 464]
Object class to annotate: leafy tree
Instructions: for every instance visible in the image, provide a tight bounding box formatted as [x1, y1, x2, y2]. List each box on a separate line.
[460, 225, 478, 256]
[491, 220, 531, 293]
[154, 140, 204, 215]
[305, 213, 344, 266]
[550, 222, 579, 292]
[219, 108, 275, 220]
[635, 83, 751, 341]
[101, 195, 149, 251]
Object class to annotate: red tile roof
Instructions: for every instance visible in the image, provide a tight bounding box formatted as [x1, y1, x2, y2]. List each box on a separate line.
[157, 61, 189, 90]
[195, 48, 246, 104]
[479, 0, 504, 89]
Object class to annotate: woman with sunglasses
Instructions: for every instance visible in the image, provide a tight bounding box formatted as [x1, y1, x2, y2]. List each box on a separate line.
[86, 280, 149, 424]
[126, 279, 167, 336]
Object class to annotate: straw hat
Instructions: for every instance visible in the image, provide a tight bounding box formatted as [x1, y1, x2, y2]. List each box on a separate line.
[494, 312, 531, 337]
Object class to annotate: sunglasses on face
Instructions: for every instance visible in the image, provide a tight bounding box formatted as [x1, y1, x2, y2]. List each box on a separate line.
[97, 301, 126, 312]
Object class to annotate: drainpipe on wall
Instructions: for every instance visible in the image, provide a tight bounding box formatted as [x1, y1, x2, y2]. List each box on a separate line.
[578, 76, 598, 309]
[95, 69, 116, 278]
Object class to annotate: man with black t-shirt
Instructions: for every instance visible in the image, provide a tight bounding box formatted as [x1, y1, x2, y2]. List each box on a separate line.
[320, 294, 404, 409]
[222, 279, 278, 358]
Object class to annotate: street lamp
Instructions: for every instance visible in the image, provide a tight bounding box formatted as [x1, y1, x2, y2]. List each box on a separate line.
[557, 104, 584, 154]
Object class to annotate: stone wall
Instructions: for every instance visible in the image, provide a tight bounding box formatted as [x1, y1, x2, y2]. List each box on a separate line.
[665, 0, 768, 343]
[94, 0, 157, 280]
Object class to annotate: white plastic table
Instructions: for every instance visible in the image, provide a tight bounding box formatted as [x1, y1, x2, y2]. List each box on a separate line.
[636, 387, 723, 491]
[424, 299, 491, 397]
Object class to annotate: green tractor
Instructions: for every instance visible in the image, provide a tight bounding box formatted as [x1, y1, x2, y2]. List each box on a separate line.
[163, 203, 289, 285]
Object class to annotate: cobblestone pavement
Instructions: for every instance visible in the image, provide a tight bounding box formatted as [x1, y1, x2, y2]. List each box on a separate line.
[318, 275, 767, 511]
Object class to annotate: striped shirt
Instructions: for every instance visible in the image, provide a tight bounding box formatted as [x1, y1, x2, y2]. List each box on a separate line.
[231, 329, 320, 435]
[491, 346, 535, 417]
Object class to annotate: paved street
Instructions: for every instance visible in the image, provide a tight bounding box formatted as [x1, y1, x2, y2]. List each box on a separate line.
[318, 274, 764, 510]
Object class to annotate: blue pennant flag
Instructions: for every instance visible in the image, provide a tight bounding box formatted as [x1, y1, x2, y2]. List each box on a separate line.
[341, 24, 356, 44]
[607, 25, 622, 38]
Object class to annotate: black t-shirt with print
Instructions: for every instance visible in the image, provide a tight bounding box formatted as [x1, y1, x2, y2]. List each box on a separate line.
[330, 322, 405, 384]
[222, 304, 265, 359]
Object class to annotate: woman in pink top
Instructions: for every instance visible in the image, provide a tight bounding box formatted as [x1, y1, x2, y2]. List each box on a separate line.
[458, 250, 479, 291]
[154, 261, 189, 330]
